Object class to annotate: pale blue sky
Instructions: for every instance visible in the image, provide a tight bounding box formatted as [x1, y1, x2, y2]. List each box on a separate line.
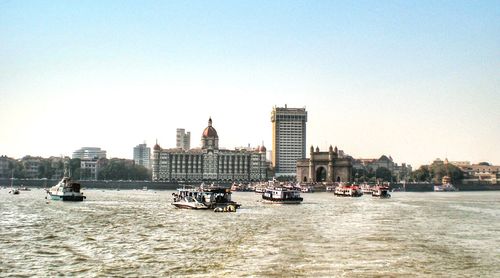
[1, 0, 499, 167]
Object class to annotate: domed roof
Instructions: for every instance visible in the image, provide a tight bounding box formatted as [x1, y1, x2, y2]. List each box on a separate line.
[153, 143, 161, 151]
[202, 117, 218, 138]
[259, 145, 267, 152]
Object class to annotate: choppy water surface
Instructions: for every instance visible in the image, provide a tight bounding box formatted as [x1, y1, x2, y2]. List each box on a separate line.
[1, 189, 499, 277]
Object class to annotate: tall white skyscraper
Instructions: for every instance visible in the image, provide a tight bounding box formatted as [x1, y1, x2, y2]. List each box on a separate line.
[271, 105, 308, 177]
[176, 128, 191, 150]
[133, 143, 151, 169]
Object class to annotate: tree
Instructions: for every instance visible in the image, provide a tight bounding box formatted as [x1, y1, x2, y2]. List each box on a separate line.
[411, 166, 431, 182]
[375, 167, 392, 182]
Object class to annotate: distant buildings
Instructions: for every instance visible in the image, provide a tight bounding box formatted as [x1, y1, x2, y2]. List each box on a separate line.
[0, 155, 13, 178]
[133, 143, 151, 169]
[352, 155, 412, 182]
[72, 147, 107, 180]
[297, 146, 352, 183]
[457, 163, 500, 184]
[72, 147, 107, 160]
[176, 128, 191, 150]
[271, 105, 307, 177]
[152, 118, 268, 183]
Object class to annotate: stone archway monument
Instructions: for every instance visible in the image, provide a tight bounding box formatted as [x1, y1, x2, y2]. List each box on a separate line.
[296, 145, 352, 183]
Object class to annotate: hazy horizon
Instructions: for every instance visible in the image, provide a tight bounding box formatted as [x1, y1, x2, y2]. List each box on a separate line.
[1, 1, 499, 168]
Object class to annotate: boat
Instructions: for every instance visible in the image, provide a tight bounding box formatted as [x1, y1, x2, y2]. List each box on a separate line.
[300, 185, 315, 193]
[361, 183, 373, 195]
[142, 186, 148, 191]
[47, 176, 86, 201]
[262, 186, 303, 204]
[18, 186, 31, 191]
[434, 175, 458, 192]
[171, 185, 241, 210]
[372, 186, 391, 198]
[9, 170, 19, 195]
[434, 183, 458, 192]
[230, 182, 252, 192]
[334, 184, 363, 197]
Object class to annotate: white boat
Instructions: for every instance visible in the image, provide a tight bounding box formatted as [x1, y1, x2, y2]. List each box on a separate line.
[300, 185, 314, 193]
[262, 186, 303, 204]
[142, 186, 148, 191]
[434, 174, 458, 191]
[9, 170, 19, 195]
[372, 186, 391, 198]
[434, 183, 458, 192]
[47, 177, 86, 201]
[172, 186, 241, 211]
[334, 184, 363, 197]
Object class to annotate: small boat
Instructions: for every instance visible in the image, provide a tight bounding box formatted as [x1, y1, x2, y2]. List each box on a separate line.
[47, 177, 86, 201]
[172, 185, 241, 210]
[19, 186, 31, 191]
[372, 186, 391, 198]
[142, 186, 148, 191]
[434, 183, 458, 192]
[262, 186, 303, 204]
[9, 170, 19, 195]
[334, 184, 363, 197]
[300, 185, 314, 193]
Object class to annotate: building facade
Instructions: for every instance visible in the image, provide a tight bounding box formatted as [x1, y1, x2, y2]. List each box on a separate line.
[152, 118, 268, 183]
[297, 146, 352, 183]
[133, 143, 151, 169]
[352, 155, 412, 182]
[176, 128, 191, 150]
[459, 164, 500, 184]
[72, 147, 107, 160]
[0, 155, 13, 178]
[271, 105, 307, 177]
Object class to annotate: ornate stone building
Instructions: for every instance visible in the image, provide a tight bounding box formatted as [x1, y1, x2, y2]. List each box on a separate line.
[152, 118, 268, 183]
[296, 145, 352, 183]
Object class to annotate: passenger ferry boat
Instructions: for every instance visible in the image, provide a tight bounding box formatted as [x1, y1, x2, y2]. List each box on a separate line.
[262, 186, 303, 204]
[434, 176, 458, 192]
[47, 176, 86, 201]
[171, 185, 241, 210]
[334, 184, 363, 197]
[372, 186, 391, 198]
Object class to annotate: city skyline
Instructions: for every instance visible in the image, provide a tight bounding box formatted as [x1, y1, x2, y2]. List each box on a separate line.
[1, 1, 499, 168]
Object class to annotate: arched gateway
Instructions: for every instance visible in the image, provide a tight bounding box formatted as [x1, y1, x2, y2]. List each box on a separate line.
[296, 145, 352, 183]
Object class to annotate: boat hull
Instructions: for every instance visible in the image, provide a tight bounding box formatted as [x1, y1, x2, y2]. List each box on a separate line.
[49, 194, 85, 201]
[171, 202, 209, 210]
[262, 195, 303, 204]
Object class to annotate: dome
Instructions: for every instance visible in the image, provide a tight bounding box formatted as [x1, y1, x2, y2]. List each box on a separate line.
[153, 143, 161, 151]
[202, 117, 218, 138]
[259, 145, 267, 152]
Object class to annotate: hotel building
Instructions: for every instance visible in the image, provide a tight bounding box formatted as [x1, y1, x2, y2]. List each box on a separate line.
[271, 105, 307, 177]
[152, 118, 268, 183]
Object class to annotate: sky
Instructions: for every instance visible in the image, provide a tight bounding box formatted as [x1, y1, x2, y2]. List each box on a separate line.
[1, 0, 499, 168]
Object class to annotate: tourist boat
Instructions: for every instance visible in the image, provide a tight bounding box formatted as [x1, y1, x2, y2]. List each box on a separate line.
[300, 185, 314, 193]
[434, 175, 458, 192]
[262, 186, 303, 204]
[9, 170, 19, 195]
[334, 184, 363, 197]
[434, 183, 458, 192]
[372, 186, 391, 198]
[47, 176, 86, 201]
[231, 182, 252, 192]
[361, 183, 373, 195]
[171, 185, 241, 210]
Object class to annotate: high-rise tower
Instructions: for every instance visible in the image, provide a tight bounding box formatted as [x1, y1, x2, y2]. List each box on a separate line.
[271, 105, 307, 177]
[176, 128, 191, 150]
